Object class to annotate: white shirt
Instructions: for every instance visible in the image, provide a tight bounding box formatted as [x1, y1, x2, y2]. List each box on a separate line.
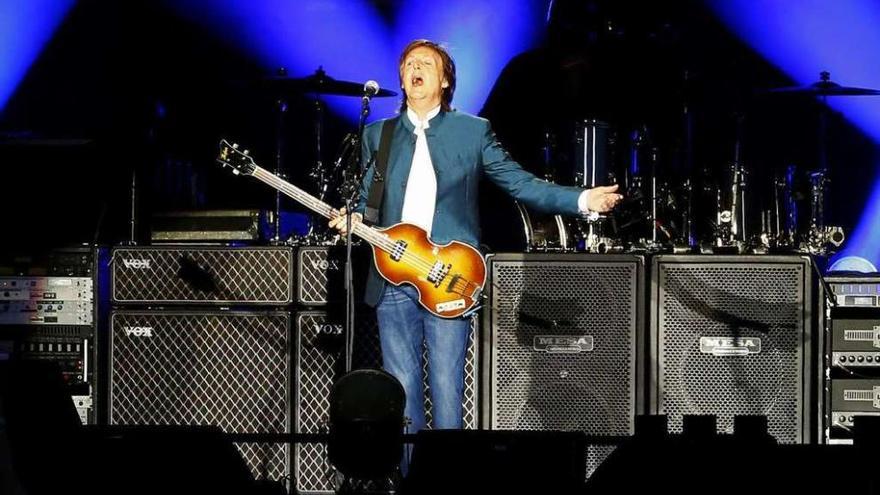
[399, 105, 594, 235]
[400, 105, 441, 235]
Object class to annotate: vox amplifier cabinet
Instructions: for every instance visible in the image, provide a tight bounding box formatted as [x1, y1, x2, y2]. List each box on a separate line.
[296, 246, 370, 306]
[108, 310, 291, 482]
[295, 310, 480, 494]
[111, 246, 293, 305]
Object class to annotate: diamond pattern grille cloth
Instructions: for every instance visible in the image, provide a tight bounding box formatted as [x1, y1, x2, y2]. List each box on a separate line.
[294, 311, 479, 494]
[109, 311, 290, 481]
[112, 247, 292, 304]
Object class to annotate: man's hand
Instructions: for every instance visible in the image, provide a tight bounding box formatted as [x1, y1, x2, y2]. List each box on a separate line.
[328, 207, 363, 235]
[587, 184, 623, 213]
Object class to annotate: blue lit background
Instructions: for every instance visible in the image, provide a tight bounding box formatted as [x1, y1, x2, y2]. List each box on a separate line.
[3, 0, 880, 266]
[164, 0, 545, 122]
[0, 0, 76, 112]
[708, 0, 880, 268]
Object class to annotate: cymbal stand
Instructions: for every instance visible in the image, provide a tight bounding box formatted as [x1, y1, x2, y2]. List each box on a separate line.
[304, 93, 334, 245]
[716, 116, 747, 251]
[342, 88, 373, 373]
[682, 69, 696, 248]
[310, 96, 328, 201]
[806, 80, 845, 253]
[783, 165, 798, 247]
[650, 147, 659, 246]
[124, 167, 138, 246]
[271, 68, 288, 245]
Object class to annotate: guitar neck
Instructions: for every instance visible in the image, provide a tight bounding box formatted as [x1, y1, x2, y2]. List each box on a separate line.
[250, 166, 392, 250]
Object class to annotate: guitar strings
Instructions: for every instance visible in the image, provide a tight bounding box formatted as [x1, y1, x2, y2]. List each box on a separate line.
[254, 167, 479, 299]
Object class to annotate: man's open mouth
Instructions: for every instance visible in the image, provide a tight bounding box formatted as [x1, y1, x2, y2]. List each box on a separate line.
[411, 76, 424, 87]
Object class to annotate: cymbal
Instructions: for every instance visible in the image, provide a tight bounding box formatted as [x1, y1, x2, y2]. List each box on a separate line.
[260, 68, 397, 97]
[764, 71, 880, 97]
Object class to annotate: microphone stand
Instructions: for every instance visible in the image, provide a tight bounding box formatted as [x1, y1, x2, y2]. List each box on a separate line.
[343, 92, 372, 372]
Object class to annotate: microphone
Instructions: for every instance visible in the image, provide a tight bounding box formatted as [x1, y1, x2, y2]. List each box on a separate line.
[362, 80, 380, 103]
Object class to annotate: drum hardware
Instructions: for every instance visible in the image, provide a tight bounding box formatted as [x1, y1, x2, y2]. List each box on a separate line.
[247, 67, 397, 247]
[268, 67, 291, 244]
[516, 130, 573, 253]
[573, 119, 622, 253]
[674, 178, 695, 251]
[613, 125, 664, 251]
[802, 169, 846, 254]
[516, 202, 571, 252]
[764, 70, 880, 97]
[713, 115, 749, 253]
[575, 119, 612, 189]
[775, 164, 799, 249]
[760, 70, 879, 255]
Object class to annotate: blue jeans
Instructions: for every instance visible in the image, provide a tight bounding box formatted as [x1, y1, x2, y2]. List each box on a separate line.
[375, 284, 471, 433]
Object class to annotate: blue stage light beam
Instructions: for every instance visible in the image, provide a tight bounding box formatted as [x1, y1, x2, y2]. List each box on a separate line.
[708, 0, 880, 268]
[0, 0, 76, 112]
[394, 0, 545, 116]
[166, 0, 544, 121]
[165, 0, 398, 121]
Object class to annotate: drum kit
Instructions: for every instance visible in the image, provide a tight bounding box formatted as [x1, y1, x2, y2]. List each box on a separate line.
[242, 67, 396, 245]
[514, 70, 877, 257]
[242, 67, 873, 257]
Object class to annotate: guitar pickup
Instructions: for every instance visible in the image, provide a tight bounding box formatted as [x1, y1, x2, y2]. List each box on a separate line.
[391, 240, 407, 262]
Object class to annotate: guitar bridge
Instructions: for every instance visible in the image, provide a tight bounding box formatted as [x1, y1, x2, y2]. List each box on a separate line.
[427, 261, 451, 287]
[446, 274, 461, 293]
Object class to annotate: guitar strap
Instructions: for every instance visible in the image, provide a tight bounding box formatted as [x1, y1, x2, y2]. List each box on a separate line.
[363, 117, 398, 225]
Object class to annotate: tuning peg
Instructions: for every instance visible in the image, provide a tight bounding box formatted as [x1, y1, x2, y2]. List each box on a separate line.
[232, 169, 240, 175]
[232, 143, 239, 149]
[243, 149, 250, 155]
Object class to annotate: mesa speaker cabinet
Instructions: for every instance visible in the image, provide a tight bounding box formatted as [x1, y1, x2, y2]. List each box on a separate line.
[650, 255, 816, 443]
[295, 310, 480, 494]
[111, 246, 293, 305]
[482, 253, 644, 476]
[108, 310, 291, 481]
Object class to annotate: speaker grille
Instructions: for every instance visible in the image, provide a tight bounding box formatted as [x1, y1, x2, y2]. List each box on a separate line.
[111, 247, 292, 304]
[295, 310, 479, 494]
[486, 254, 641, 477]
[297, 248, 338, 305]
[109, 311, 290, 481]
[654, 256, 809, 443]
[489, 258, 638, 432]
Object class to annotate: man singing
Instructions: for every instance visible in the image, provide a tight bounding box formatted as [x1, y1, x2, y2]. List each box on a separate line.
[330, 39, 622, 434]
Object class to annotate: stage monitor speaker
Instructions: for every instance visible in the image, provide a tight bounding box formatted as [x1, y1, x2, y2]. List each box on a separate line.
[294, 309, 479, 494]
[483, 253, 644, 477]
[111, 246, 293, 305]
[650, 255, 815, 443]
[108, 310, 291, 482]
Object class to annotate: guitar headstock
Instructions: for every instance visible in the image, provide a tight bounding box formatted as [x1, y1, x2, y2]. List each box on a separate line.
[217, 139, 257, 176]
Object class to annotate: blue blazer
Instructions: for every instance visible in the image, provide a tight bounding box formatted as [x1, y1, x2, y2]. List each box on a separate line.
[355, 109, 583, 307]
